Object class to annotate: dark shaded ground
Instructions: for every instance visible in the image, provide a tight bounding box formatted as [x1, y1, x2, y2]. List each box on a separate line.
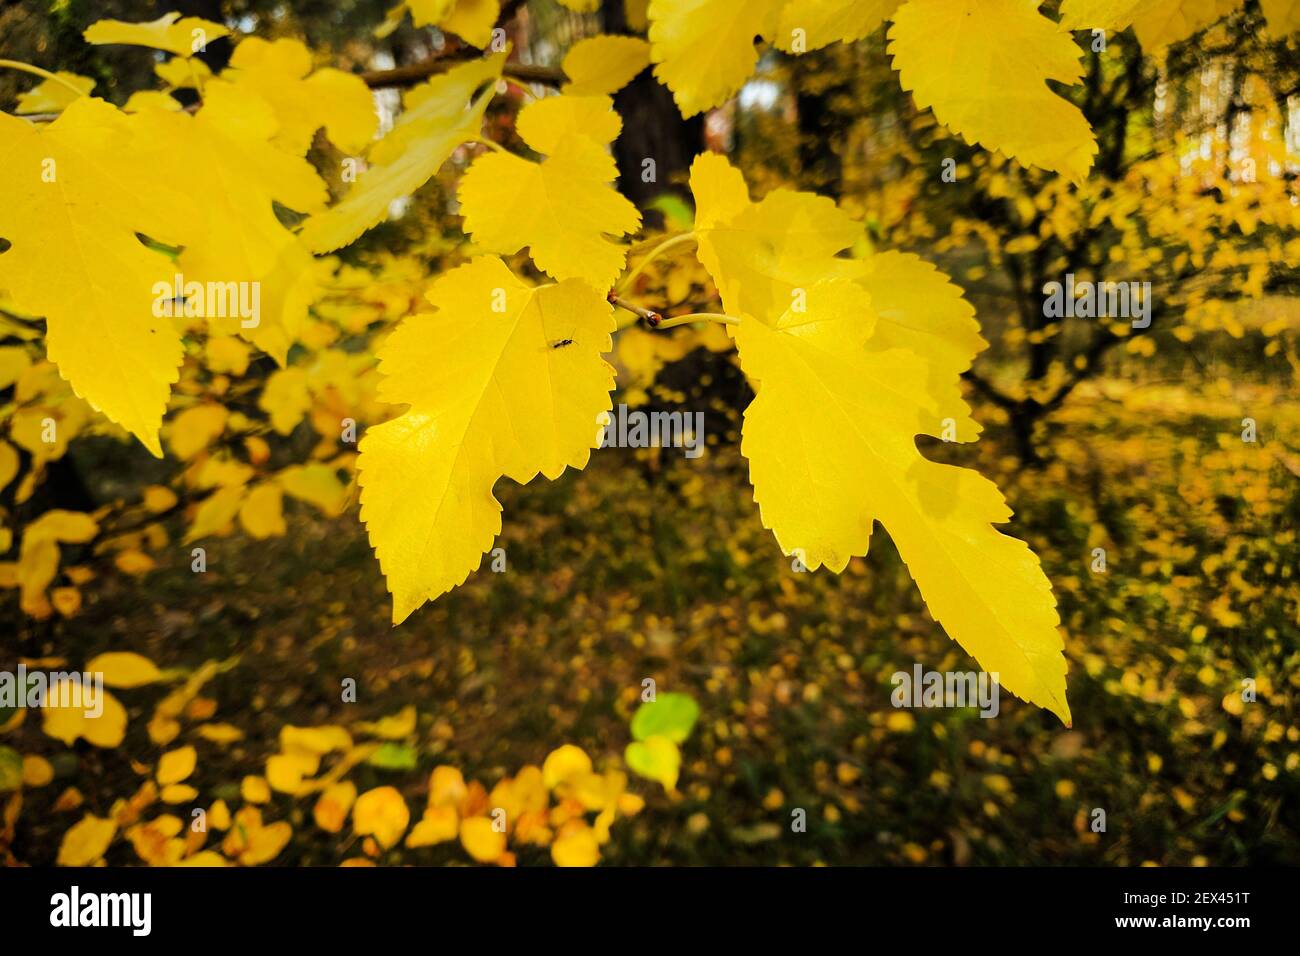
[3, 375, 1299, 865]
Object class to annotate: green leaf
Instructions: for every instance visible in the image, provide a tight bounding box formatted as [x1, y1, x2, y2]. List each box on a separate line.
[647, 194, 695, 232]
[631, 692, 699, 743]
[367, 742, 418, 771]
[0, 745, 22, 792]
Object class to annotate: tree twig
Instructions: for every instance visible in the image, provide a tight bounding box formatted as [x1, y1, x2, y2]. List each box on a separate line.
[608, 293, 661, 328]
[360, 57, 565, 89]
[361, 0, 564, 89]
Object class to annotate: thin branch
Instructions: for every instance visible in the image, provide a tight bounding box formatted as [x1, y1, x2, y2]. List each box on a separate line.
[609, 293, 662, 329]
[961, 369, 1020, 413]
[362, 0, 562, 90]
[361, 57, 565, 89]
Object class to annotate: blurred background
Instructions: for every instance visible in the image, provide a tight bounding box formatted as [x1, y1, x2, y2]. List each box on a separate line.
[0, 0, 1297, 866]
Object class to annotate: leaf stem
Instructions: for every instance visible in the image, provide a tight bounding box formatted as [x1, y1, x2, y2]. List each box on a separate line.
[0, 59, 89, 98]
[616, 232, 697, 294]
[467, 136, 507, 153]
[654, 312, 739, 330]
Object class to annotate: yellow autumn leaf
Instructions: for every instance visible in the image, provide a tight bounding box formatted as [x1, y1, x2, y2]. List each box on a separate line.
[241, 775, 271, 804]
[160, 783, 199, 803]
[155, 56, 212, 90]
[205, 335, 252, 375]
[851, 250, 987, 442]
[407, 0, 458, 26]
[358, 258, 616, 622]
[131, 80, 328, 363]
[690, 153, 862, 322]
[86, 651, 164, 688]
[459, 815, 506, 863]
[196, 723, 244, 744]
[114, 550, 157, 576]
[314, 781, 357, 833]
[647, 0, 899, 113]
[240, 820, 292, 865]
[23, 509, 98, 546]
[222, 37, 378, 155]
[16, 538, 58, 617]
[239, 483, 287, 539]
[185, 485, 246, 542]
[732, 278, 1070, 723]
[83, 12, 231, 56]
[439, 0, 501, 47]
[888, 0, 1097, 180]
[143, 485, 179, 513]
[266, 751, 320, 794]
[406, 805, 460, 847]
[648, 0, 782, 117]
[42, 687, 129, 748]
[123, 90, 181, 113]
[23, 754, 55, 788]
[259, 367, 312, 435]
[168, 404, 228, 460]
[624, 735, 681, 791]
[353, 785, 410, 849]
[299, 54, 504, 253]
[57, 813, 117, 866]
[562, 35, 652, 95]
[552, 825, 601, 866]
[458, 95, 641, 290]
[542, 744, 593, 789]
[278, 463, 348, 518]
[771, 0, 900, 53]
[156, 745, 197, 785]
[354, 705, 416, 739]
[428, 766, 468, 808]
[15, 72, 95, 115]
[281, 725, 354, 754]
[0, 97, 195, 455]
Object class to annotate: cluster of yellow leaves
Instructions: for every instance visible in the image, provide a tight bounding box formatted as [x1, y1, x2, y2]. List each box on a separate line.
[299, 54, 504, 253]
[0, 510, 97, 618]
[382, 0, 502, 48]
[19, 651, 649, 867]
[1057, 0, 1249, 49]
[931, 130, 1300, 401]
[687, 153, 1070, 722]
[3, 10, 1079, 725]
[0, 16, 377, 455]
[379, 0, 614, 49]
[343, 745, 644, 866]
[1, 245, 426, 611]
[2, 13, 510, 471]
[646, 0, 1292, 180]
[648, 0, 899, 116]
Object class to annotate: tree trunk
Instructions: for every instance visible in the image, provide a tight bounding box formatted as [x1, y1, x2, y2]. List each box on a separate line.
[601, 1, 703, 214]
